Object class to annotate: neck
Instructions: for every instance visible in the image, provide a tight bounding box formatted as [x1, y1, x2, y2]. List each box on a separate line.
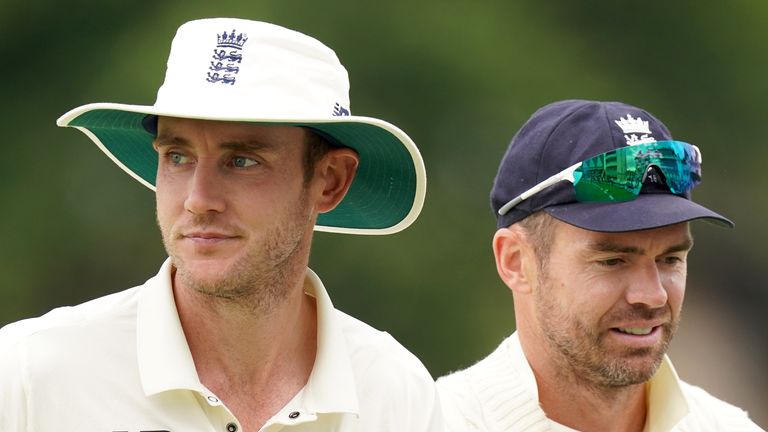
[518, 327, 648, 432]
[173, 265, 317, 428]
[176, 271, 317, 379]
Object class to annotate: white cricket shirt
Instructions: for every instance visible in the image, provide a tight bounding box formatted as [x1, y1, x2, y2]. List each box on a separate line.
[0, 259, 443, 431]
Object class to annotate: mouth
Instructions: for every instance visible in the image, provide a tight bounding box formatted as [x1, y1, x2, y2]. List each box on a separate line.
[607, 322, 666, 348]
[615, 327, 654, 336]
[180, 231, 241, 246]
[184, 232, 236, 239]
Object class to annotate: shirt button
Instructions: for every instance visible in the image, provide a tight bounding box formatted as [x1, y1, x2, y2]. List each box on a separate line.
[288, 411, 300, 419]
[207, 395, 220, 403]
[226, 422, 238, 432]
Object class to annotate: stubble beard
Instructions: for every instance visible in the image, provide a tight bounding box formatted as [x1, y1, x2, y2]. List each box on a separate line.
[534, 272, 679, 390]
[159, 189, 313, 314]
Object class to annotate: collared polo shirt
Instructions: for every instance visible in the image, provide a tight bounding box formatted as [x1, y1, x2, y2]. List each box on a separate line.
[0, 259, 443, 431]
[437, 332, 763, 431]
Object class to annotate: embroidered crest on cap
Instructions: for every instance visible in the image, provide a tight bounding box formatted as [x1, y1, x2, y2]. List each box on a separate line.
[332, 102, 350, 116]
[206, 29, 248, 85]
[614, 114, 656, 146]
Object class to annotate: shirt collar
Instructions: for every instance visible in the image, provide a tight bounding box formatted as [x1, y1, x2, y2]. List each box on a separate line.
[135, 259, 359, 415]
[137, 258, 203, 395]
[644, 355, 689, 432]
[299, 268, 359, 415]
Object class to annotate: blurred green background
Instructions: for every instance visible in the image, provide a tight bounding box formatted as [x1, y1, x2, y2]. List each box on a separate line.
[1, 0, 766, 426]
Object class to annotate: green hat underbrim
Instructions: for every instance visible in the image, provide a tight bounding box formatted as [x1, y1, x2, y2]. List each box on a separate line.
[57, 103, 426, 235]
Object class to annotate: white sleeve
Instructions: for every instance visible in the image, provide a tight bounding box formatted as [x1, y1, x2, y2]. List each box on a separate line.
[0, 327, 30, 431]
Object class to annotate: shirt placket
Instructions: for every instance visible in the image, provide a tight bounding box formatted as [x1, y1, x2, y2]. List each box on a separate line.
[198, 390, 243, 432]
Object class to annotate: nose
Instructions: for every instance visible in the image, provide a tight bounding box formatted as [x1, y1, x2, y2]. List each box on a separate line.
[184, 162, 226, 215]
[624, 262, 669, 308]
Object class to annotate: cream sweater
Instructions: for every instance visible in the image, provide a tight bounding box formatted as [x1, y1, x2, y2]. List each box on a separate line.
[436, 332, 763, 431]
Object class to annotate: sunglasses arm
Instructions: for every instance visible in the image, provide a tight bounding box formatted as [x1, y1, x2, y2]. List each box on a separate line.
[497, 162, 582, 216]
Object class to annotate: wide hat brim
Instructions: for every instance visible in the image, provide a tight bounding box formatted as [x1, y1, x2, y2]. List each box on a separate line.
[57, 102, 426, 235]
[544, 193, 734, 233]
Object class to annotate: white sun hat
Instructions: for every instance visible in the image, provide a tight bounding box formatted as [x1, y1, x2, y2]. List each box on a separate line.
[57, 17, 426, 235]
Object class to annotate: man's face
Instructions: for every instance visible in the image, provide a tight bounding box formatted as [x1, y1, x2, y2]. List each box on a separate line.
[153, 117, 315, 307]
[532, 221, 691, 387]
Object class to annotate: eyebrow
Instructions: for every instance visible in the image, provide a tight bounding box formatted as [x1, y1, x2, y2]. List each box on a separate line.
[586, 236, 694, 256]
[153, 134, 279, 153]
[153, 134, 188, 148]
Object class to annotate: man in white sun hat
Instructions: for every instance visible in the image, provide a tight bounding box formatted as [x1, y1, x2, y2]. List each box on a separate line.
[0, 18, 441, 431]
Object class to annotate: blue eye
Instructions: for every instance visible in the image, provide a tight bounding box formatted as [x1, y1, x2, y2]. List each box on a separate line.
[232, 156, 258, 168]
[169, 152, 187, 165]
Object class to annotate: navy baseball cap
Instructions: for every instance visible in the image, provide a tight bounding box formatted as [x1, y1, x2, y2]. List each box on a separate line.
[491, 99, 734, 232]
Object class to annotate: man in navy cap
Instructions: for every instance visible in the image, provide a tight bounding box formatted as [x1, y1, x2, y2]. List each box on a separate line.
[437, 100, 763, 431]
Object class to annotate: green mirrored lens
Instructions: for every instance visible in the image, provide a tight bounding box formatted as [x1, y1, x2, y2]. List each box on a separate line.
[572, 141, 701, 203]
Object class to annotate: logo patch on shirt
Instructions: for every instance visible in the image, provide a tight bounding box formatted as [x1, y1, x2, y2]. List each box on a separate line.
[614, 114, 656, 146]
[206, 29, 248, 85]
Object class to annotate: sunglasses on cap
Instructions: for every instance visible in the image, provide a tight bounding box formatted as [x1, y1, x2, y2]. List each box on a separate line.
[497, 140, 703, 216]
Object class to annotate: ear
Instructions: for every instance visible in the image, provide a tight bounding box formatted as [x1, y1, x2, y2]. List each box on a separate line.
[493, 227, 536, 295]
[314, 148, 360, 214]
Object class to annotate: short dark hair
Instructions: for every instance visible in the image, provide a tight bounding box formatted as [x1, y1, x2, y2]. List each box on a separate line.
[517, 211, 557, 271]
[302, 130, 334, 183]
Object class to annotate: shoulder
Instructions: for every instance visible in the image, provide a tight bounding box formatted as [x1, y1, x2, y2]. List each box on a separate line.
[437, 335, 520, 401]
[436, 337, 526, 432]
[436, 335, 551, 432]
[436, 359, 482, 409]
[333, 309, 443, 431]
[0, 287, 142, 427]
[335, 309, 433, 381]
[0, 286, 141, 349]
[308, 269, 435, 388]
[0, 286, 141, 378]
[435, 367, 486, 432]
[679, 381, 764, 431]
